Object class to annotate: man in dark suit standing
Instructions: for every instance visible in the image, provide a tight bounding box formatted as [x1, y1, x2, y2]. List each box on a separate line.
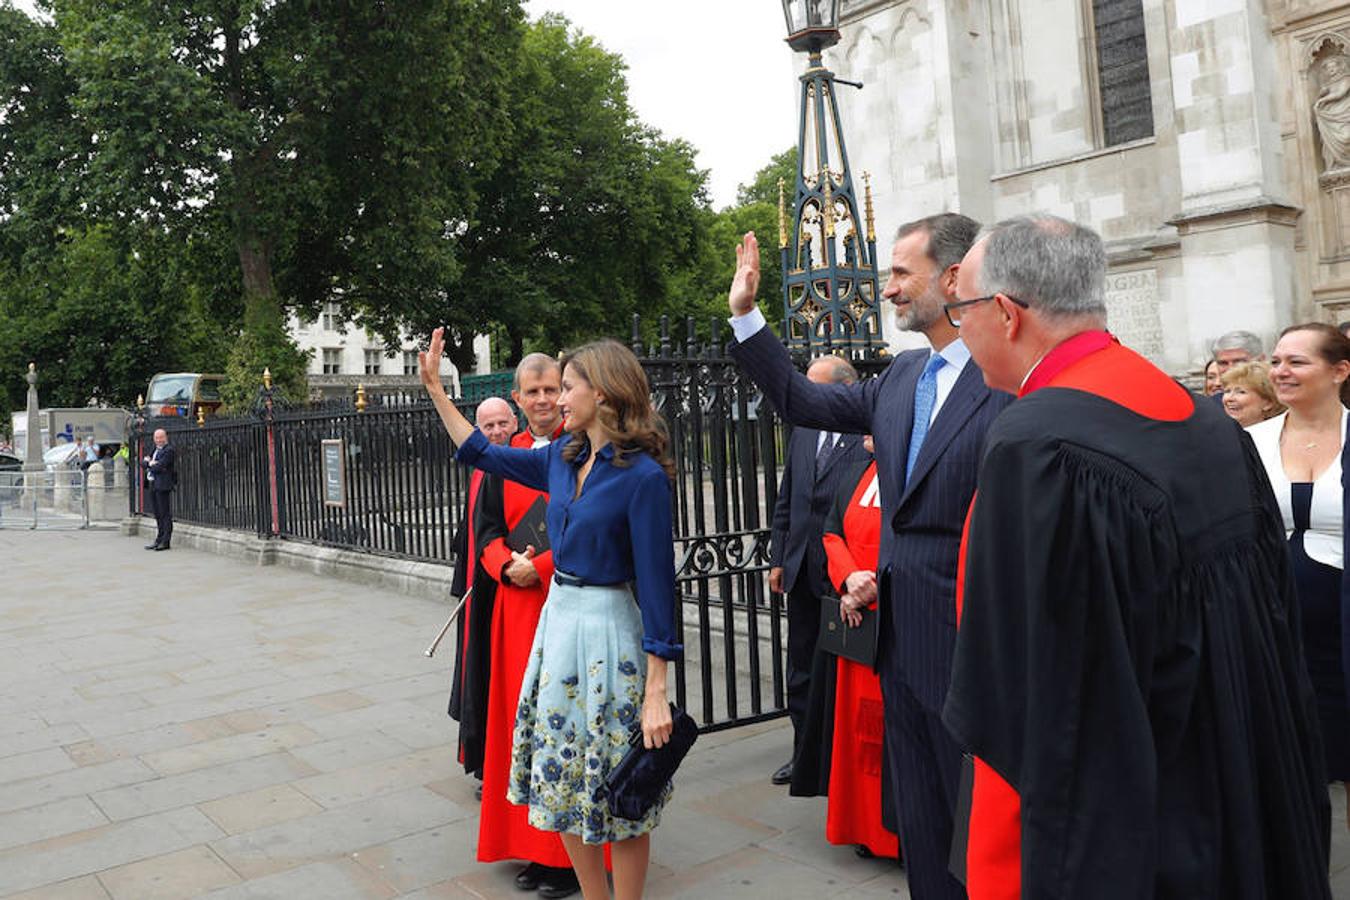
[768, 355, 869, 786]
[726, 216, 1011, 899]
[143, 428, 176, 551]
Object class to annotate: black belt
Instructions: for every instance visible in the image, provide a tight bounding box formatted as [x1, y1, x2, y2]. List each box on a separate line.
[554, 571, 623, 589]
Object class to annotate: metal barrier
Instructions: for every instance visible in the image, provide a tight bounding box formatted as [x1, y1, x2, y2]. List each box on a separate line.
[0, 467, 90, 529]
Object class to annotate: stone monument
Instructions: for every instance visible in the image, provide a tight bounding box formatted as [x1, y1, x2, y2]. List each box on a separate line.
[23, 363, 42, 472]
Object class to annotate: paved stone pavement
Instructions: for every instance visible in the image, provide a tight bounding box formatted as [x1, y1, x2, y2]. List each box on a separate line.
[3, 529, 1348, 899]
[0, 530, 906, 899]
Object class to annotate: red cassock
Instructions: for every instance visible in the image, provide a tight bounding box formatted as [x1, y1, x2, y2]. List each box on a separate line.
[821, 460, 901, 859]
[953, 332, 1193, 900]
[476, 429, 569, 867]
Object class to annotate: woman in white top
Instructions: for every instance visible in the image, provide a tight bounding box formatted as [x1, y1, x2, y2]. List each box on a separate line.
[1247, 323, 1350, 795]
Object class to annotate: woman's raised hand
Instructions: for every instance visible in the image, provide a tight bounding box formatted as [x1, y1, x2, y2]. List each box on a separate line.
[418, 327, 446, 393]
[418, 327, 473, 446]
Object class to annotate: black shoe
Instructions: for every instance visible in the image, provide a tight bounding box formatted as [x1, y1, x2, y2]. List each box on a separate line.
[144, 543, 160, 550]
[854, 844, 875, 859]
[153, 544, 170, 551]
[771, 761, 793, 785]
[536, 867, 580, 899]
[514, 863, 544, 891]
[474, 783, 483, 801]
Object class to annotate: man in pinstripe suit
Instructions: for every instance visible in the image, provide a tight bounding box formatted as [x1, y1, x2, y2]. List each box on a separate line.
[726, 216, 1011, 899]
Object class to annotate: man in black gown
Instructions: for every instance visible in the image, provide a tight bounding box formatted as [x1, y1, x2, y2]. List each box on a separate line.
[942, 214, 1332, 898]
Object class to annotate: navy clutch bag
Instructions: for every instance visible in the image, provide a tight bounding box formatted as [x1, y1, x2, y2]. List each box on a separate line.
[598, 703, 699, 820]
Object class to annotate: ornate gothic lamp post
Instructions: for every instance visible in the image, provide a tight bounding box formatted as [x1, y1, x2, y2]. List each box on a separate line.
[778, 0, 882, 354]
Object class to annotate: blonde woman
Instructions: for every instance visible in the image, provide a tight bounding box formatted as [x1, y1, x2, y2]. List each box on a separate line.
[1220, 361, 1283, 426]
[421, 330, 679, 900]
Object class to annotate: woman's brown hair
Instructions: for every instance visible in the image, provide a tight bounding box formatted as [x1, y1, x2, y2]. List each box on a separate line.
[1278, 322, 1350, 406]
[559, 339, 675, 481]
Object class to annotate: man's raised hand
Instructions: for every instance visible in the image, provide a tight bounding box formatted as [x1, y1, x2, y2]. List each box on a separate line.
[728, 232, 761, 317]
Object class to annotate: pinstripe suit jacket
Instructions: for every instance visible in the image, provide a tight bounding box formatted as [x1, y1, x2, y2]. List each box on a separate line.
[732, 327, 1012, 713]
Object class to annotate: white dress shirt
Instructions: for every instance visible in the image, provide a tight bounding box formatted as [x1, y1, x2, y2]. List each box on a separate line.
[729, 306, 971, 422]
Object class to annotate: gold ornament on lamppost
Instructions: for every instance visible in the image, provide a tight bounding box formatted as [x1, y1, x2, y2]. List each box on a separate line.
[355, 383, 367, 413]
[863, 171, 876, 244]
[778, 178, 789, 250]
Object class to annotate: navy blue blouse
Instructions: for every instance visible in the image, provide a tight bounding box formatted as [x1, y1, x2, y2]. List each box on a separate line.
[456, 428, 682, 660]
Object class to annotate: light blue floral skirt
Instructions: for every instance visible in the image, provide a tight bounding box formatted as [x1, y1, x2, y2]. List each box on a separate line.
[505, 580, 670, 844]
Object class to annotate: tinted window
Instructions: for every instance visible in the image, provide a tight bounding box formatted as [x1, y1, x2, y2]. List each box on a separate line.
[1094, 0, 1153, 146]
[148, 375, 197, 404]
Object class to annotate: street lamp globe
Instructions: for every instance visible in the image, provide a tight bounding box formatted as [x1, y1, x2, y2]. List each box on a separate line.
[781, 0, 841, 53]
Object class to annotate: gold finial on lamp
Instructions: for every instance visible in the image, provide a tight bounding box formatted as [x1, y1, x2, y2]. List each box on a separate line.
[863, 171, 876, 244]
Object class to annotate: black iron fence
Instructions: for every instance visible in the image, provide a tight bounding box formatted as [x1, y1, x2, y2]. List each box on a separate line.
[130, 316, 887, 732]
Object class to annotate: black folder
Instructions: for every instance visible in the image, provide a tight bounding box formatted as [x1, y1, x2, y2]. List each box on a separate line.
[817, 595, 879, 667]
[506, 496, 550, 555]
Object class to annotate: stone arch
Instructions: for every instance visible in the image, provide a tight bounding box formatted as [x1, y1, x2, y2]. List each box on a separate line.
[1305, 31, 1350, 73]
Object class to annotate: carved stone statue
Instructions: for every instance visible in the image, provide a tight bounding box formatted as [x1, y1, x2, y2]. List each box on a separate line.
[1314, 53, 1350, 171]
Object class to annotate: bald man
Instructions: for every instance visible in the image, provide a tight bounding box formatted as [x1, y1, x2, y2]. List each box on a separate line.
[449, 397, 518, 784]
[142, 428, 176, 551]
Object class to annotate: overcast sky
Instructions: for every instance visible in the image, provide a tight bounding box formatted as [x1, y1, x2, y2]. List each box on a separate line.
[522, 1, 798, 208]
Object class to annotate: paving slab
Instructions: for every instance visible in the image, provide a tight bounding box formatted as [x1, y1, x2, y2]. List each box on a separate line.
[197, 859, 396, 900]
[208, 787, 467, 880]
[95, 845, 242, 900]
[90, 751, 318, 821]
[0, 807, 224, 896]
[196, 783, 325, 836]
[2, 876, 112, 900]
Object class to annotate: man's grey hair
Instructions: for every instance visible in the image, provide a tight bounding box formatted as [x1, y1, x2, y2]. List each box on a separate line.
[807, 355, 858, 385]
[976, 214, 1107, 320]
[514, 352, 561, 390]
[1210, 330, 1263, 359]
[895, 213, 982, 274]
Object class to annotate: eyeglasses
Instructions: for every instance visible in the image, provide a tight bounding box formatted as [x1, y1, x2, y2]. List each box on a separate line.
[943, 294, 1029, 328]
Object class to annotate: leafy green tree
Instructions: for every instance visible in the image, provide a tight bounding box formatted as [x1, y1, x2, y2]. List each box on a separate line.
[670, 148, 797, 339]
[736, 146, 797, 208]
[47, 0, 521, 403]
[451, 14, 711, 364]
[0, 224, 233, 423]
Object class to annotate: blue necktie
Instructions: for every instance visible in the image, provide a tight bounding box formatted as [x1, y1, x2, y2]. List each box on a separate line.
[906, 353, 947, 483]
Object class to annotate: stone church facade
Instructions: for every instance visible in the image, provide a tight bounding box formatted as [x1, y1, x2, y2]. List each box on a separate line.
[829, 0, 1350, 372]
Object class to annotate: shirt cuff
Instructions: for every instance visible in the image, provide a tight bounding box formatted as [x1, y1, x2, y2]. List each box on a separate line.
[642, 635, 684, 661]
[728, 306, 767, 343]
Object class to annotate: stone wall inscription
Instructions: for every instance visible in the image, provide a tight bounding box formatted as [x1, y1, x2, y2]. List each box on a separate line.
[1104, 268, 1164, 362]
